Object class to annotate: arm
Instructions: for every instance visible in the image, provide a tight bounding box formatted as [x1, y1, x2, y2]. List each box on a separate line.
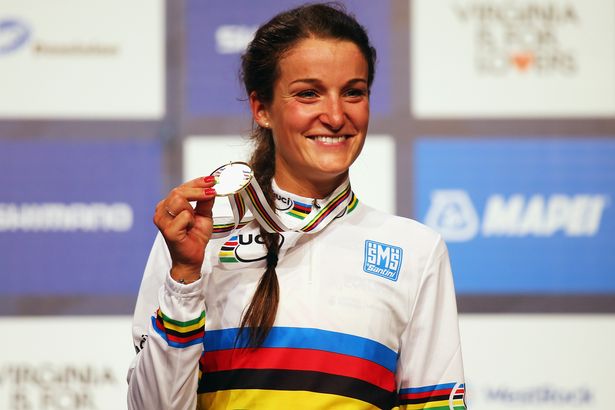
[127, 235, 206, 409]
[395, 237, 467, 410]
[127, 177, 216, 410]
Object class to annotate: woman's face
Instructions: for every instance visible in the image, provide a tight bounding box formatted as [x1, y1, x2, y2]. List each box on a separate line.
[252, 37, 370, 198]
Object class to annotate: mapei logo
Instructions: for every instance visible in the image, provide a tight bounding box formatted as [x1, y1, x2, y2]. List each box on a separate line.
[425, 190, 610, 242]
[0, 19, 30, 55]
[219, 233, 284, 263]
[363, 240, 403, 281]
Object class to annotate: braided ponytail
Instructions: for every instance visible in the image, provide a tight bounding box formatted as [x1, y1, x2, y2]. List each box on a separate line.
[238, 127, 282, 347]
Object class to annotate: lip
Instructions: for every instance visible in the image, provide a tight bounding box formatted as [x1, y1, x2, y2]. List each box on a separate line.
[306, 134, 353, 142]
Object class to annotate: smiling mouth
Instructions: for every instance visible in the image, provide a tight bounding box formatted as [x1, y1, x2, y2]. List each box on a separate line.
[309, 135, 351, 144]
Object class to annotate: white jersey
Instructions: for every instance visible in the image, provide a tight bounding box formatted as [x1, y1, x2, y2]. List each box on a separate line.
[127, 185, 466, 410]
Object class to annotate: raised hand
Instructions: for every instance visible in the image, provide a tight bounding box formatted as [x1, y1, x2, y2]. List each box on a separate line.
[153, 176, 217, 283]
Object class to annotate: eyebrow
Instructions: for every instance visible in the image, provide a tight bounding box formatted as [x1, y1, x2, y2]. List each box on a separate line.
[288, 78, 368, 87]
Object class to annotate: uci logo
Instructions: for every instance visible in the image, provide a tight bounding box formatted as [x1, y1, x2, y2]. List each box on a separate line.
[274, 193, 293, 211]
[219, 233, 285, 263]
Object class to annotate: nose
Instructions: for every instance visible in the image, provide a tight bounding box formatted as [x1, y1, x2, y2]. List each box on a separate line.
[319, 96, 345, 131]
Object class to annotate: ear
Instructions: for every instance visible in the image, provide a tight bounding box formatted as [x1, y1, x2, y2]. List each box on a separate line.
[249, 91, 271, 129]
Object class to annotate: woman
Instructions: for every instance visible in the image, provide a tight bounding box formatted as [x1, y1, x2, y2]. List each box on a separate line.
[128, 3, 466, 410]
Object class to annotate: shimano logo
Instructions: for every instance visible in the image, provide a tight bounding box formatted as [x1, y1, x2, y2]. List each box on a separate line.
[0, 202, 133, 232]
[363, 240, 403, 281]
[0, 19, 30, 55]
[425, 190, 609, 241]
[214, 25, 257, 54]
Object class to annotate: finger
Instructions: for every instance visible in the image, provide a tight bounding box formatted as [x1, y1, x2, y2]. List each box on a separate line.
[167, 188, 217, 218]
[161, 209, 196, 242]
[193, 212, 214, 241]
[154, 199, 180, 229]
[194, 194, 216, 218]
[180, 175, 217, 189]
[154, 199, 194, 233]
[166, 209, 211, 247]
[164, 194, 194, 217]
[162, 187, 215, 220]
[166, 186, 218, 208]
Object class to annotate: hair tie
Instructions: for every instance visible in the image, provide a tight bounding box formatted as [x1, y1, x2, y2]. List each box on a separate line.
[266, 250, 278, 267]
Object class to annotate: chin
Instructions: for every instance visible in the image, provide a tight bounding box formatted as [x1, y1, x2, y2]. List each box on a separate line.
[313, 166, 350, 182]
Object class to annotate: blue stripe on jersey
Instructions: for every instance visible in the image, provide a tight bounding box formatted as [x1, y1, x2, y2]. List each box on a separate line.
[399, 382, 461, 394]
[204, 326, 398, 373]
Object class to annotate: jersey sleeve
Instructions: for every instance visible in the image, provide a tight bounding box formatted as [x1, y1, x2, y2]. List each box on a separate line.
[127, 233, 206, 410]
[395, 236, 466, 410]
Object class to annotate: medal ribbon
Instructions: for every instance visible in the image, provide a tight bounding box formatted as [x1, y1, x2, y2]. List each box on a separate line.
[211, 177, 353, 238]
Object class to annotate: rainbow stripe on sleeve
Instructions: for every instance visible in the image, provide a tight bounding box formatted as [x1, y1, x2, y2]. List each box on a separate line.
[398, 382, 466, 409]
[151, 308, 205, 349]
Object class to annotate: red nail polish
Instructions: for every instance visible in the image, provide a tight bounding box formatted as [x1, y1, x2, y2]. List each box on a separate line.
[204, 188, 216, 196]
[203, 175, 216, 183]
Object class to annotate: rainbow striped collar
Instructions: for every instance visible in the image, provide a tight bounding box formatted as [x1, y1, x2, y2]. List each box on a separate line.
[212, 178, 359, 239]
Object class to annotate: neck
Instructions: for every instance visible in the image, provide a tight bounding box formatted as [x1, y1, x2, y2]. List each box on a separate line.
[273, 171, 348, 199]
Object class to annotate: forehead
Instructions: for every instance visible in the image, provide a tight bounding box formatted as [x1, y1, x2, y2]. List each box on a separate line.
[277, 37, 368, 83]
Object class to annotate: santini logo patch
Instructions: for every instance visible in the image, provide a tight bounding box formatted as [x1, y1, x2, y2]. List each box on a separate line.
[363, 240, 403, 281]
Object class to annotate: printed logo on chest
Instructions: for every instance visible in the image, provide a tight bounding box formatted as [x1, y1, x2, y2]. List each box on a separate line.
[363, 240, 403, 281]
[219, 233, 285, 263]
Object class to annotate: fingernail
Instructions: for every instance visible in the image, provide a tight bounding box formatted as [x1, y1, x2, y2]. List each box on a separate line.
[204, 175, 216, 183]
[204, 188, 216, 196]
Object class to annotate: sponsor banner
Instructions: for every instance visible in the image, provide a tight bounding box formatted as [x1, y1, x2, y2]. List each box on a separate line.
[0, 0, 164, 119]
[415, 138, 615, 293]
[183, 134, 396, 215]
[0, 139, 161, 296]
[0, 316, 134, 410]
[411, 0, 615, 117]
[186, 0, 391, 115]
[460, 314, 615, 410]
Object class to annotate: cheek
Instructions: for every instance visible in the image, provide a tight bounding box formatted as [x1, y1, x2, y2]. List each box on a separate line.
[281, 104, 317, 129]
[282, 97, 326, 121]
[350, 104, 370, 127]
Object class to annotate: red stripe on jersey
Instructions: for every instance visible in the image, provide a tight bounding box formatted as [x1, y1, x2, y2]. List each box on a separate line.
[202, 347, 395, 391]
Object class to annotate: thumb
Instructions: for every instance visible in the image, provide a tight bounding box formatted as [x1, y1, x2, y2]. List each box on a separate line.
[194, 197, 215, 218]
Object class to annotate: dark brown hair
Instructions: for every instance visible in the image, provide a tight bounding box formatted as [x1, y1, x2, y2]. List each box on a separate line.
[238, 2, 377, 347]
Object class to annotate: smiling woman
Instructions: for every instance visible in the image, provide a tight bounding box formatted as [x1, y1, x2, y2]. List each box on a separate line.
[250, 37, 370, 197]
[127, 3, 466, 410]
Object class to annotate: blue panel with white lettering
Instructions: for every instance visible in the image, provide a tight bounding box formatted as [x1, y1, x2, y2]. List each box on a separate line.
[414, 139, 615, 293]
[186, 0, 391, 115]
[0, 139, 161, 295]
[363, 240, 403, 281]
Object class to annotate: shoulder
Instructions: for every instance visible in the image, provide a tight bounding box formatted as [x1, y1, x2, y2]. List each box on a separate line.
[346, 202, 443, 249]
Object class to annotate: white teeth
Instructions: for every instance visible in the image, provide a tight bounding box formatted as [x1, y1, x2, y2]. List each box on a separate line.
[314, 136, 347, 144]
